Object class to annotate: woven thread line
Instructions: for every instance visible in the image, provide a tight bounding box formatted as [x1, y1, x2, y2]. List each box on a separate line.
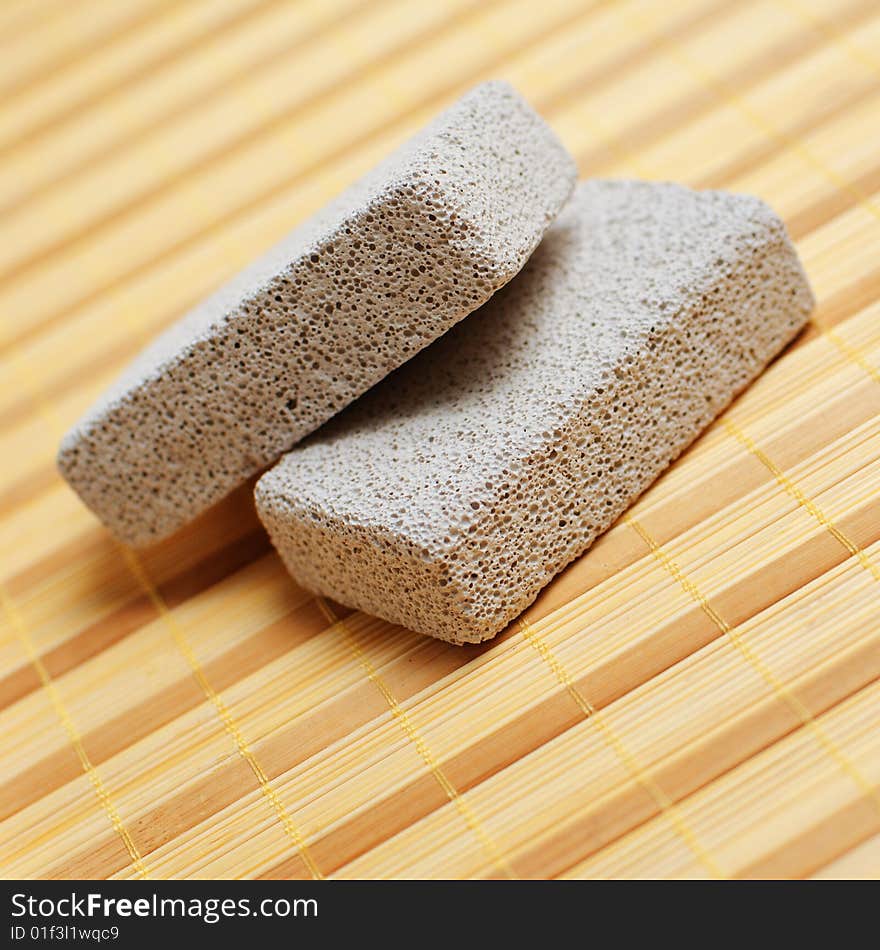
[624, 514, 880, 817]
[613, 0, 880, 376]
[775, 0, 880, 86]
[519, 618, 725, 878]
[0, 582, 148, 878]
[0, 377, 149, 874]
[619, 0, 880, 810]
[4, 0, 879, 370]
[120, 547, 324, 880]
[625, 1, 880, 224]
[723, 419, 880, 584]
[314, 596, 516, 879]
[2, 353, 321, 880]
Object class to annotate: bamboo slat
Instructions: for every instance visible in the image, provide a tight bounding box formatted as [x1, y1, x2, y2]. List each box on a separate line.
[0, 0, 878, 880]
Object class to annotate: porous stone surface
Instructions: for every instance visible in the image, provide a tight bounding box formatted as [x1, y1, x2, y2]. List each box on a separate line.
[256, 180, 815, 644]
[58, 81, 576, 546]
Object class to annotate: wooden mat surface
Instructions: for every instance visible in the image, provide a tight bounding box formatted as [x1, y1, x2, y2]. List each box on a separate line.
[1, 0, 879, 880]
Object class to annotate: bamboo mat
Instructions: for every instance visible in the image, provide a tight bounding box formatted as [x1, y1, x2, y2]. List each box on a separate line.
[0, 0, 878, 881]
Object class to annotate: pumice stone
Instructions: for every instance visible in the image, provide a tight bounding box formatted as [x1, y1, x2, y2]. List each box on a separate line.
[58, 80, 576, 546]
[256, 180, 815, 644]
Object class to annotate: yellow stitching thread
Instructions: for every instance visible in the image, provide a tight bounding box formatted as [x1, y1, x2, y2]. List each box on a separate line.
[624, 516, 731, 633]
[4, 351, 322, 879]
[723, 418, 880, 584]
[820, 324, 880, 387]
[120, 548, 323, 880]
[519, 617, 725, 879]
[624, 3, 880, 225]
[600, 4, 880, 400]
[592, 7, 880, 816]
[609, 6, 880, 578]
[625, 513, 880, 814]
[0, 582, 148, 878]
[1, 357, 147, 874]
[774, 0, 880, 77]
[315, 596, 515, 879]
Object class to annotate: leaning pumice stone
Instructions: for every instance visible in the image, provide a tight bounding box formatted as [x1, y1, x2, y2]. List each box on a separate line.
[58, 80, 576, 546]
[256, 180, 815, 644]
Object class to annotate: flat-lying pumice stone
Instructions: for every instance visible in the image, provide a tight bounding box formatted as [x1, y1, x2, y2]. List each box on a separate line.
[58, 80, 576, 546]
[256, 180, 815, 644]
